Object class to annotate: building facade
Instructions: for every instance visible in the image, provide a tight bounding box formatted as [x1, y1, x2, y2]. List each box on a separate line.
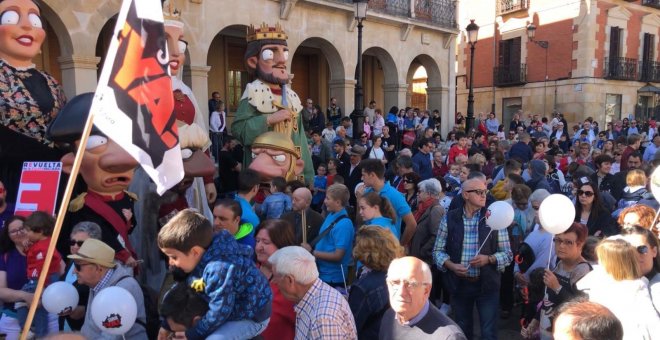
[35, 0, 458, 135]
[456, 0, 660, 130]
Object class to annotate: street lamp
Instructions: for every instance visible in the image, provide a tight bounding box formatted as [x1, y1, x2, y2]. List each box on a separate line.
[465, 19, 479, 132]
[526, 23, 550, 115]
[350, 0, 368, 139]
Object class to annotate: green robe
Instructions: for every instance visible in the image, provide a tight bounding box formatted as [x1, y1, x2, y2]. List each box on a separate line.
[231, 81, 314, 182]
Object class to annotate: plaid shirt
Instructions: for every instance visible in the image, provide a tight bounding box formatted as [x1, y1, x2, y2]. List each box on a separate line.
[92, 268, 115, 294]
[294, 279, 357, 340]
[434, 209, 511, 277]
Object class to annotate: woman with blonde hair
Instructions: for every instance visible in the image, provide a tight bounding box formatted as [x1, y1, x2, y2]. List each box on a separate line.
[579, 238, 660, 339]
[349, 226, 404, 339]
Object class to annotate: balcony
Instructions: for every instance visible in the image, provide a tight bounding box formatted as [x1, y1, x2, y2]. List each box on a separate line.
[642, 0, 660, 9]
[493, 64, 527, 87]
[327, 0, 457, 29]
[604, 57, 638, 81]
[496, 0, 530, 16]
[640, 61, 660, 83]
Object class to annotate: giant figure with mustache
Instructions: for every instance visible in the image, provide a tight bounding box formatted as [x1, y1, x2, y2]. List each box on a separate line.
[231, 23, 313, 183]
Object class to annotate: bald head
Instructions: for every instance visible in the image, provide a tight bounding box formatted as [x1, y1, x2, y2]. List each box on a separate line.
[292, 187, 312, 212]
[386, 257, 432, 322]
[388, 256, 431, 284]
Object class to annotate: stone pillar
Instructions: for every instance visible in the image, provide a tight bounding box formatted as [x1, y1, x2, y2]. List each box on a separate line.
[382, 83, 408, 113]
[427, 86, 451, 137]
[57, 55, 101, 98]
[329, 79, 356, 117]
[188, 65, 212, 131]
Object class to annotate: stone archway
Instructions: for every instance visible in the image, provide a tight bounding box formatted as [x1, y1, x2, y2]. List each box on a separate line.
[292, 37, 345, 109]
[362, 46, 398, 113]
[406, 54, 442, 112]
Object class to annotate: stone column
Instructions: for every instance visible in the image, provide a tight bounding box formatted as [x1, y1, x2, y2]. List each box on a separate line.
[188, 65, 212, 131]
[382, 83, 408, 113]
[427, 86, 451, 137]
[329, 79, 356, 117]
[57, 55, 101, 99]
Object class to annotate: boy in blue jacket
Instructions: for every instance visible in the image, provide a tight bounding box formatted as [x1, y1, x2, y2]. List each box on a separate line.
[157, 209, 272, 339]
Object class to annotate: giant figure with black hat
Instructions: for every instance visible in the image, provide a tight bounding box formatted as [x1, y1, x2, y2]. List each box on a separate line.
[47, 93, 140, 268]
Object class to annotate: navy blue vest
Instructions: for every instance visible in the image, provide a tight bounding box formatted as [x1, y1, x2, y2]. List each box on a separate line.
[444, 207, 502, 293]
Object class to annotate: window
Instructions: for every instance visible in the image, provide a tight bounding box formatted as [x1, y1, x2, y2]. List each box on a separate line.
[495, 37, 525, 85]
[227, 70, 247, 112]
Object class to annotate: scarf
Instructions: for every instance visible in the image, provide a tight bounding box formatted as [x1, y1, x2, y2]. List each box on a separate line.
[414, 197, 436, 221]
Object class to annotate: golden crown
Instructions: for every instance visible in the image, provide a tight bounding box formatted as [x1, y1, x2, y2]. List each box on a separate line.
[246, 23, 288, 43]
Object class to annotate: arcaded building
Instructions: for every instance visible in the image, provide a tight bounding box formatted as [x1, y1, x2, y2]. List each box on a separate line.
[34, 0, 459, 135]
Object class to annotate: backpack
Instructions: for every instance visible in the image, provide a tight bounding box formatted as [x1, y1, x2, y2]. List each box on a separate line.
[117, 275, 160, 340]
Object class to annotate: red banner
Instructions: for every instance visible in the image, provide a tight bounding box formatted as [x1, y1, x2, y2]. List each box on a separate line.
[14, 162, 62, 217]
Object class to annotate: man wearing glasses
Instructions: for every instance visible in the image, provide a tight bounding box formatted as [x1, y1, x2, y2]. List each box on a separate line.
[380, 257, 466, 339]
[433, 178, 513, 340]
[69, 239, 147, 339]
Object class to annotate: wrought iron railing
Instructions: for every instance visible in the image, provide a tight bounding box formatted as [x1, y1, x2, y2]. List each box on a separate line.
[324, 0, 456, 29]
[642, 0, 660, 9]
[604, 57, 638, 80]
[496, 0, 530, 15]
[413, 0, 457, 28]
[493, 64, 527, 87]
[640, 61, 660, 83]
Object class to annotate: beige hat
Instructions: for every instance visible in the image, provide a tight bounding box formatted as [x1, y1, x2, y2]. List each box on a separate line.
[350, 145, 366, 156]
[67, 239, 116, 268]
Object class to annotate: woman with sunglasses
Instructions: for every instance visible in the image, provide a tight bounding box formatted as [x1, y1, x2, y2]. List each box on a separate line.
[621, 226, 660, 311]
[539, 223, 591, 338]
[59, 221, 102, 331]
[402, 173, 421, 213]
[574, 180, 616, 236]
[578, 238, 660, 339]
[0, 215, 56, 338]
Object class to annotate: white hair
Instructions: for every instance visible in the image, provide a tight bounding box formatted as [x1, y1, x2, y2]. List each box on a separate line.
[178, 123, 210, 149]
[388, 257, 432, 284]
[418, 178, 442, 196]
[529, 189, 551, 204]
[268, 246, 319, 285]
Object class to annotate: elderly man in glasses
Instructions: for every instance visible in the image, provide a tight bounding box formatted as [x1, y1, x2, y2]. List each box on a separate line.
[380, 257, 466, 339]
[432, 178, 513, 340]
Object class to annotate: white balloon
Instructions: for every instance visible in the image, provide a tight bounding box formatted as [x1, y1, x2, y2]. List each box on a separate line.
[486, 201, 515, 230]
[91, 286, 137, 335]
[539, 194, 576, 234]
[650, 166, 660, 201]
[42, 281, 79, 315]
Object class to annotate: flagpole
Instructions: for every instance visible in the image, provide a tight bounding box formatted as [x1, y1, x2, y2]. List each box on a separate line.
[20, 112, 96, 340]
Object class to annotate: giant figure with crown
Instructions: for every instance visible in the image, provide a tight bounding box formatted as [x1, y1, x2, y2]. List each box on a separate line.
[232, 23, 314, 183]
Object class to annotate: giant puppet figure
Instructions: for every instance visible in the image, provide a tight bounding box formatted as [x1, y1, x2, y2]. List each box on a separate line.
[231, 23, 313, 183]
[46, 93, 139, 267]
[0, 0, 67, 198]
[160, 0, 216, 206]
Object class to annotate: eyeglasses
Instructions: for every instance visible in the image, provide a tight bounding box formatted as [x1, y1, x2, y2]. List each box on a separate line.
[9, 226, 25, 235]
[466, 189, 489, 196]
[577, 190, 594, 197]
[404, 179, 415, 184]
[70, 239, 85, 247]
[73, 262, 95, 271]
[361, 135, 367, 138]
[553, 237, 575, 246]
[386, 279, 429, 291]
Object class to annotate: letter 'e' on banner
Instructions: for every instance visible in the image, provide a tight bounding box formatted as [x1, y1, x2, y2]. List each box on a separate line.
[14, 162, 62, 217]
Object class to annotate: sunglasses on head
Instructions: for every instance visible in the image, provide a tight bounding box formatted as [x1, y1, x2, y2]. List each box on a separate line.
[70, 239, 85, 247]
[577, 190, 594, 197]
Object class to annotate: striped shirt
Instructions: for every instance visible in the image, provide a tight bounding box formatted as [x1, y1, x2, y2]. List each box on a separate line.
[434, 209, 511, 277]
[294, 279, 357, 340]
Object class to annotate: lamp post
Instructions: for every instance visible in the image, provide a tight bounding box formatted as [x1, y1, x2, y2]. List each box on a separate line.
[526, 23, 550, 115]
[465, 19, 479, 132]
[350, 0, 368, 139]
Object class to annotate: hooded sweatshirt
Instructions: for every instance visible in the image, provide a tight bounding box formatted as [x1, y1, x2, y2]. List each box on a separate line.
[185, 230, 272, 339]
[525, 160, 552, 192]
